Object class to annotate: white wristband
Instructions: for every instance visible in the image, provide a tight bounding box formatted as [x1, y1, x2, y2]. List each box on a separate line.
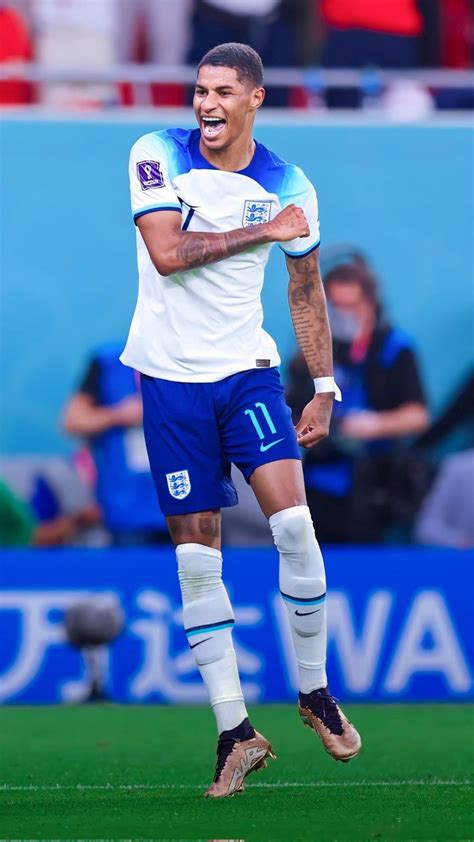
[313, 376, 342, 402]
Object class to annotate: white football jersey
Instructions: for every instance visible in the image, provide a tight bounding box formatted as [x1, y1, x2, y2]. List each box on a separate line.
[120, 128, 320, 382]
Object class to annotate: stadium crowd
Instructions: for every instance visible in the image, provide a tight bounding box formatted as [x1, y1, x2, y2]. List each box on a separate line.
[0, 0, 472, 108]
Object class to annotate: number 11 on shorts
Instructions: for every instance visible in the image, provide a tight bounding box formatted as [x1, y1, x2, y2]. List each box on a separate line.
[244, 402, 277, 439]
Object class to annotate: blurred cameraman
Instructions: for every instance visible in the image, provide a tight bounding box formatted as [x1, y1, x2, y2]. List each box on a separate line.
[63, 341, 168, 545]
[287, 252, 429, 543]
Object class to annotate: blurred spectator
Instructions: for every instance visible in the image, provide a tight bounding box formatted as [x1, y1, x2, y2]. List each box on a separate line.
[0, 480, 36, 545]
[415, 449, 474, 547]
[418, 369, 474, 450]
[320, 0, 424, 65]
[381, 78, 434, 121]
[291, 0, 318, 68]
[318, 0, 427, 107]
[287, 250, 429, 543]
[119, 0, 192, 66]
[119, 0, 192, 106]
[0, 4, 33, 105]
[0, 456, 102, 546]
[63, 341, 169, 545]
[414, 370, 474, 547]
[434, 0, 474, 108]
[29, 0, 120, 107]
[6, 0, 472, 111]
[440, 0, 473, 68]
[187, 0, 297, 106]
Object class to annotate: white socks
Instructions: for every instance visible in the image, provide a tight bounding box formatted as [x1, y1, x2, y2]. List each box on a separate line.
[176, 543, 248, 734]
[176, 507, 326, 729]
[270, 505, 327, 693]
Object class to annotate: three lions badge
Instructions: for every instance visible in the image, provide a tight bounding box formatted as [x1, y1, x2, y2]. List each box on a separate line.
[242, 200, 272, 228]
[166, 470, 191, 500]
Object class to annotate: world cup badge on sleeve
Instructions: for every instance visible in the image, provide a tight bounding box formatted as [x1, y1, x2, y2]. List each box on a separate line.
[166, 470, 191, 500]
[242, 200, 272, 228]
[137, 160, 165, 190]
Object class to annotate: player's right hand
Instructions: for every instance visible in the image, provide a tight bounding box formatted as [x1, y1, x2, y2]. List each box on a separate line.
[295, 393, 333, 448]
[267, 204, 310, 242]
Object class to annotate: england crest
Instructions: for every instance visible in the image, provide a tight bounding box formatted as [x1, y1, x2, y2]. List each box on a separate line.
[242, 200, 272, 228]
[166, 469, 191, 500]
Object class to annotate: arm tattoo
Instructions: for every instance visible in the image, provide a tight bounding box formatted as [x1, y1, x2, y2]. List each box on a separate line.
[286, 251, 333, 378]
[175, 227, 269, 270]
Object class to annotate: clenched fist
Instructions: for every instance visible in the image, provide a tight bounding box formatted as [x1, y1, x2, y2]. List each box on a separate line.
[295, 393, 333, 448]
[266, 204, 310, 242]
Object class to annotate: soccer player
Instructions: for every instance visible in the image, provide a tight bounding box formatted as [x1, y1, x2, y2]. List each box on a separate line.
[121, 42, 361, 797]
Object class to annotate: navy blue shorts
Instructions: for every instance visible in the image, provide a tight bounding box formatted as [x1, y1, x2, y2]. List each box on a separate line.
[140, 367, 301, 516]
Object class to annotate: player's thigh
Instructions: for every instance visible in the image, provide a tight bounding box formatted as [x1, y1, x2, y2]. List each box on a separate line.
[140, 374, 237, 536]
[250, 458, 307, 519]
[219, 368, 301, 502]
[166, 509, 221, 549]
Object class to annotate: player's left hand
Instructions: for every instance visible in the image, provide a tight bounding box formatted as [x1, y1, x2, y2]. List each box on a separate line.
[295, 393, 333, 448]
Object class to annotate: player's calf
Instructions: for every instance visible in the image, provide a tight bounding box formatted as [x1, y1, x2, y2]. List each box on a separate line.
[270, 505, 328, 692]
[270, 505, 361, 761]
[177, 543, 249, 733]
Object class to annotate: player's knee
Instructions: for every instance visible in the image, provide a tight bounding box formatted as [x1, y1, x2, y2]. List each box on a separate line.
[270, 505, 315, 554]
[176, 543, 223, 600]
[270, 505, 326, 582]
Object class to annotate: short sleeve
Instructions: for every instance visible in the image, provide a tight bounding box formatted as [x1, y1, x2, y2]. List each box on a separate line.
[278, 166, 320, 258]
[129, 132, 182, 224]
[391, 348, 426, 406]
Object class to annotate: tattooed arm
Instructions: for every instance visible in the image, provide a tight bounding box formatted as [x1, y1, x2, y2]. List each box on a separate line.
[287, 249, 335, 447]
[137, 204, 309, 276]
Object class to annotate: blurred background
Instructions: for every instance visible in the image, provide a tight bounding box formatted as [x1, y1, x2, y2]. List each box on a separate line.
[0, 0, 473, 707]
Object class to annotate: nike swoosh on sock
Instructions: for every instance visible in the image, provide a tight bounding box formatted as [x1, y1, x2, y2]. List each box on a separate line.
[190, 636, 212, 649]
[295, 609, 321, 616]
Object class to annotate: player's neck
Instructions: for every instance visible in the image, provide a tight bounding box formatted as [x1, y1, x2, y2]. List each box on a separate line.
[199, 136, 256, 173]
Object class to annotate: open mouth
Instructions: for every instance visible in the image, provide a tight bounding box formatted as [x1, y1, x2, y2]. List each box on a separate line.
[201, 116, 226, 139]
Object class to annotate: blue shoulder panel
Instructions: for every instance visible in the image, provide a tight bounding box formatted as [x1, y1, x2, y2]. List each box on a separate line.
[156, 128, 196, 179]
[240, 143, 290, 195]
[278, 163, 312, 205]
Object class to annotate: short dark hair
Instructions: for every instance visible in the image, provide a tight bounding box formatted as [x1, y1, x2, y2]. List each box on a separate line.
[197, 42, 264, 88]
[324, 260, 382, 319]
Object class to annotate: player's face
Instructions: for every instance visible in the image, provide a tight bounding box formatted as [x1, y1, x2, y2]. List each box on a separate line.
[194, 65, 264, 152]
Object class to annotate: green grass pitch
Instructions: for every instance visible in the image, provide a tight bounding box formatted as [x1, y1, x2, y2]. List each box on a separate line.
[1, 705, 472, 840]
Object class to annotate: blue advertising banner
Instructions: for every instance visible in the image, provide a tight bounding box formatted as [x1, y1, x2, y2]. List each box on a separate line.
[1, 547, 472, 704]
